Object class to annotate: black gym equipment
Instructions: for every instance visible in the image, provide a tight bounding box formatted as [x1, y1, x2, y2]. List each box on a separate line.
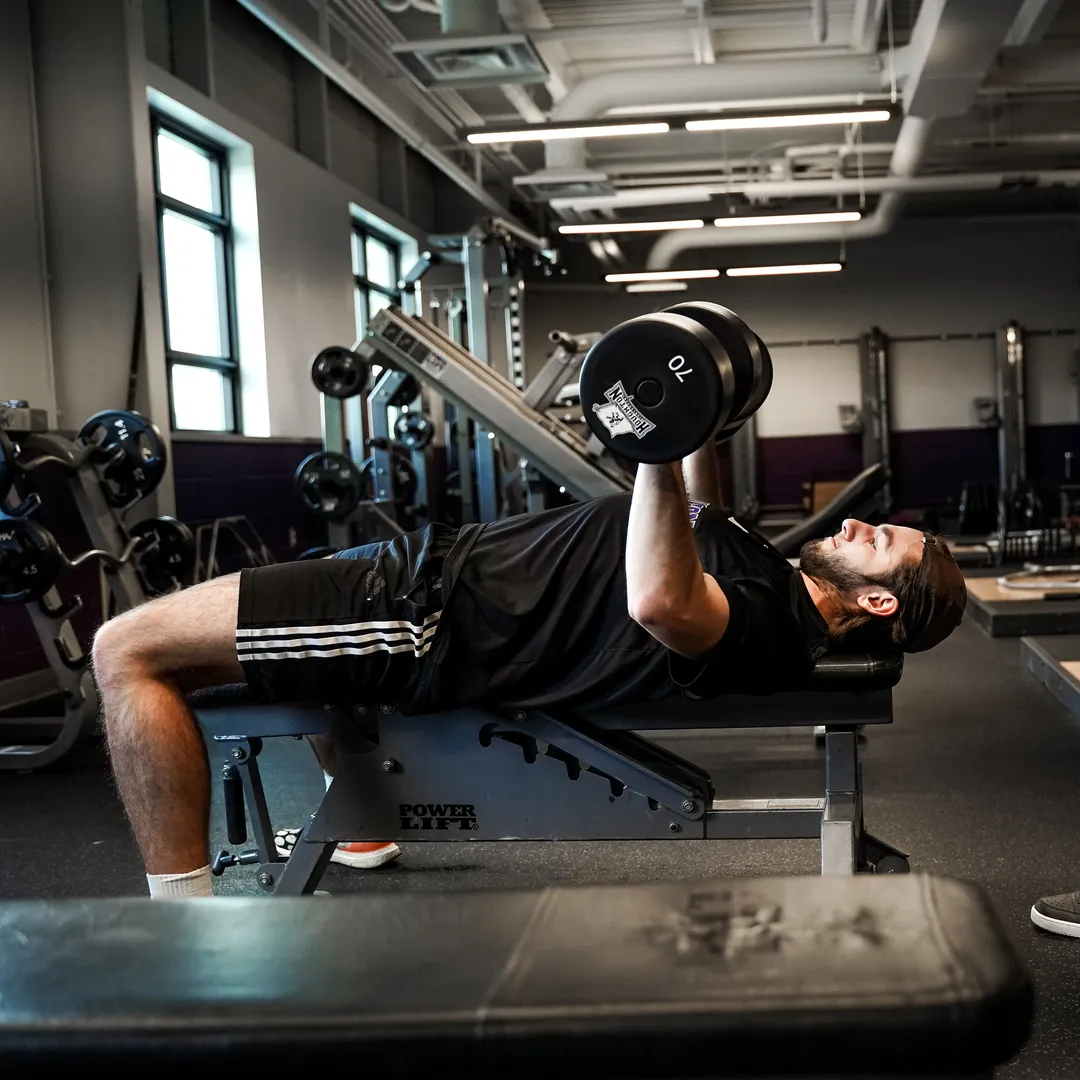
[127, 516, 196, 596]
[310, 346, 370, 400]
[771, 463, 889, 559]
[77, 410, 168, 508]
[195, 651, 909, 895]
[0, 427, 14, 505]
[0, 403, 169, 770]
[0, 875, 1031, 1075]
[579, 308, 741, 464]
[393, 411, 434, 451]
[294, 451, 365, 520]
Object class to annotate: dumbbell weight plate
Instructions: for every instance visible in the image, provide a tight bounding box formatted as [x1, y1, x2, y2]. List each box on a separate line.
[0, 517, 62, 604]
[129, 516, 196, 596]
[389, 375, 421, 410]
[394, 412, 434, 451]
[580, 312, 735, 464]
[0, 429, 14, 506]
[311, 346, 370, 400]
[295, 452, 365, 520]
[664, 302, 773, 428]
[78, 410, 168, 507]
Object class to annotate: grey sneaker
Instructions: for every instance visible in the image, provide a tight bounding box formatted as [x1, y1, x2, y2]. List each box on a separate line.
[1031, 890, 1080, 938]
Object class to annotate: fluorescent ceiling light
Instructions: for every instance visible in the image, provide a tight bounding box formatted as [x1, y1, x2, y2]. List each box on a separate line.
[626, 282, 690, 293]
[605, 269, 720, 283]
[466, 121, 669, 145]
[686, 109, 891, 132]
[550, 185, 712, 211]
[726, 262, 844, 277]
[559, 219, 703, 235]
[713, 211, 861, 227]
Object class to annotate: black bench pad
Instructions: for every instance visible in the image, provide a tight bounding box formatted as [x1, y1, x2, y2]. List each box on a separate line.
[0, 874, 1030, 1075]
[189, 652, 903, 715]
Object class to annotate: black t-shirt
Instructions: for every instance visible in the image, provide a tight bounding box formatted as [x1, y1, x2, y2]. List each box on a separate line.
[422, 494, 829, 711]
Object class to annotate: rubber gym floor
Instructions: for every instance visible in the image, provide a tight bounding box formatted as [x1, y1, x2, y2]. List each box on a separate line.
[2, 618, 1079, 1078]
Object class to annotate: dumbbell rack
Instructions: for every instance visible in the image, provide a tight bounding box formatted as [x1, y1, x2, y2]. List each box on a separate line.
[1, 406, 150, 771]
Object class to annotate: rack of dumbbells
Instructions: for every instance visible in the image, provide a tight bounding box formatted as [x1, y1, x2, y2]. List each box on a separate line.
[295, 346, 436, 546]
[0, 400, 195, 770]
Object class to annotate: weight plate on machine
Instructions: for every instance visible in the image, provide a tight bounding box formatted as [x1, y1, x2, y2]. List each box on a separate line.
[129, 516, 195, 596]
[295, 451, 364, 520]
[394, 412, 434, 451]
[363, 447, 418, 506]
[389, 375, 421, 409]
[0, 429, 15, 505]
[78, 410, 168, 507]
[0, 517, 62, 604]
[664, 302, 773, 431]
[579, 312, 735, 464]
[311, 346, 370, 400]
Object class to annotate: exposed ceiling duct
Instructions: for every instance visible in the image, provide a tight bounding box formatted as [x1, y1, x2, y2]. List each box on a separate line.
[541, 54, 892, 172]
[644, 0, 1035, 267]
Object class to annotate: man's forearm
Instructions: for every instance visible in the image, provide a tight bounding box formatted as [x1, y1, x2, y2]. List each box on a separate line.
[682, 439, 723, 507]
[626, 463, 708, 620]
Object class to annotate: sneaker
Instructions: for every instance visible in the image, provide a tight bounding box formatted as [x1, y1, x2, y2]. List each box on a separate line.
[274, 828, 401, 869]
[1031, 890, 1080, 938]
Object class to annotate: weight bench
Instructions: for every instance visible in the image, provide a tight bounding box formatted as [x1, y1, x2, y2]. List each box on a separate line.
[0, 875, 1032, 1076]
[193, 652, 909, 895]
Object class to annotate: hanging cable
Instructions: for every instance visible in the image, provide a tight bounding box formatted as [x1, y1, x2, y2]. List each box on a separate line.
[886, 0, 897, 105]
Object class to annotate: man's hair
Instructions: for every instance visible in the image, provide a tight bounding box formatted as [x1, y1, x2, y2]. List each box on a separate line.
[826, 549, 925, 652]
[819, 533, 964, 654]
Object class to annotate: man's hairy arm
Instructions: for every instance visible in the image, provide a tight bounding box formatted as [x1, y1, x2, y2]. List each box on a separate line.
[626, 463, 731, 657]
[682, 438, 723, 507]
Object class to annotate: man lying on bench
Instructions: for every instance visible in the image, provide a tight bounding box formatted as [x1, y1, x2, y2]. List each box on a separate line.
[91, 440, 967, 898]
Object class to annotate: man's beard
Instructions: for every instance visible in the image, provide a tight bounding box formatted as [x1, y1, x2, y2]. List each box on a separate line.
[798, 538, 870, 595]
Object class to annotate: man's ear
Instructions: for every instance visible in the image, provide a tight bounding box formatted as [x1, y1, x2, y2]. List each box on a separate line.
[856, 588, 898, 618]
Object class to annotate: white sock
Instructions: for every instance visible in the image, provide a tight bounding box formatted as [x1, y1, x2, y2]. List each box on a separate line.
[146, 864, 213, 899]
[324, 770, 333, 791]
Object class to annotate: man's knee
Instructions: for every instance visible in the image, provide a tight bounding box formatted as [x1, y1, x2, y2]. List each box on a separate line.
[92, 601, 165, 688]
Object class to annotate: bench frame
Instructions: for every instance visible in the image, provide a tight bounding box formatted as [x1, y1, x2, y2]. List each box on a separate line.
[197, 687, 909, 895]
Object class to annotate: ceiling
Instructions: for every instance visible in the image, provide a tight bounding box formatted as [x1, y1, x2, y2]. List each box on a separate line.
[286, 0, 1080, 268]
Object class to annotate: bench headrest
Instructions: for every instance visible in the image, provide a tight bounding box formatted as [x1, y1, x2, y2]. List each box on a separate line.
[806, 651, 903, 691]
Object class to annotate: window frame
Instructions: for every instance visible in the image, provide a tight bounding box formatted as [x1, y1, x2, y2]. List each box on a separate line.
[352, 221, 402, 338]
[151, 113, 242, 433]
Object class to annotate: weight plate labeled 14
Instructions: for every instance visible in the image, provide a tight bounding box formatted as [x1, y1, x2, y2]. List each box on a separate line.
[130, 516, 196, 596]
[295, 452, 364, 519]
[310, 346, 370, 400]
[579, 312, 736, 464]
[0, 517, 62, 604]
[78, 410, 168, 507]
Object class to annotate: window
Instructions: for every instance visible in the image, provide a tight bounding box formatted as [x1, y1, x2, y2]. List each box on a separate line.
[152, 117, 239, 431]
[352, 223, 401, 340]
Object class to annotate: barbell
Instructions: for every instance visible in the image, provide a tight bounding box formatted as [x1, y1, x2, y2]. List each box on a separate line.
[579, 301, 773, 464]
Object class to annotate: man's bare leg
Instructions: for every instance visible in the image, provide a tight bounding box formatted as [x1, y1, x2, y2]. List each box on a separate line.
[92, 574, 244, 888]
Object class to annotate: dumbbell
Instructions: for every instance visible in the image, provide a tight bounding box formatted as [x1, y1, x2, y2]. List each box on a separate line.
[579, 302, 773, 464]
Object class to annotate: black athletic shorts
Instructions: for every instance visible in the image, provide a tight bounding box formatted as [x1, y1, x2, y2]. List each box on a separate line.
[236, 525, 458, 708]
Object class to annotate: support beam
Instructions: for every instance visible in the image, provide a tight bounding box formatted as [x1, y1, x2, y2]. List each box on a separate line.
[1004, 0, 1066, 44]
[170, 0, 213, 98]
[903, 0, 1027, 118]
[851, 0, 887, 53]
[498, 0, 570, 101]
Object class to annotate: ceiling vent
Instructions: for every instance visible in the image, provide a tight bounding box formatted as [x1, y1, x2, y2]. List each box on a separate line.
[512, 170, 616, 202]
[390, 34, 548, 91]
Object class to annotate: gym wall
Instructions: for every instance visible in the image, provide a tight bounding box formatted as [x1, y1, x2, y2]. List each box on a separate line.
[524, 217, 1080, 507]
[0, 0, 485, 689]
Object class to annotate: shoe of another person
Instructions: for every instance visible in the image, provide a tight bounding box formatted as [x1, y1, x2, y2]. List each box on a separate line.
[274, 828, 401, 869]
[1031, 890, 1080, 937]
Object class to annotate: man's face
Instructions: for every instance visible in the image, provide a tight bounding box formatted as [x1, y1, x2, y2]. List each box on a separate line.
[817, 519, 925, 579]
[799, 519, 925, 617]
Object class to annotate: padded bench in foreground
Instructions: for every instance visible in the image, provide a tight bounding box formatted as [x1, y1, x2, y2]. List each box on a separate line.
[0, 875, 1030, 1077]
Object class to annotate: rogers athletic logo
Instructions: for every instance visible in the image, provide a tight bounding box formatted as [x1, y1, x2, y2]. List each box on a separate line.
[592, 380, 656, 440]
[399, 802, 479, 831]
